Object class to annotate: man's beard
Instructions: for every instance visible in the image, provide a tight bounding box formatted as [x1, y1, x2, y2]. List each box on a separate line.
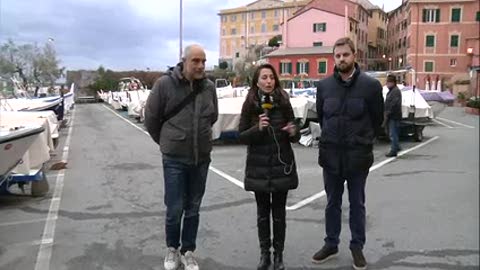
[336, 62, 354, 74]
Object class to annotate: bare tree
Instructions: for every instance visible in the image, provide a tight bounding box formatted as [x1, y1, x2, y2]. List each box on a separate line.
[0, 39, 64, 88]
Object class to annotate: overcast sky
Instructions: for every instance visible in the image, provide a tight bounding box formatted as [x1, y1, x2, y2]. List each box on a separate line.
[0, 0, 402, 71]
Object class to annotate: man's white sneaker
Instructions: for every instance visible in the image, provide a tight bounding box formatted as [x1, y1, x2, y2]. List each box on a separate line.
[181, 251, 199, 270]
[164, 247, 180, 270]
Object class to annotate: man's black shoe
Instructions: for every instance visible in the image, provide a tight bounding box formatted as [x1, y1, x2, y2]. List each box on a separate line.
[311, 245, 338, 264]
[351, 248, 367, 270]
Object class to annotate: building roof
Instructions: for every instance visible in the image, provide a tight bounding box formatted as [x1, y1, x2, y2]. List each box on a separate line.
[218, 0, 309, 15]
[288, 0, 356, 22]
[265, 46, 334, 57]
[349, 0, 376, 10]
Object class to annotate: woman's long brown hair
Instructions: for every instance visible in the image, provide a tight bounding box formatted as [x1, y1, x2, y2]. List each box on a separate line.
[246, 63, 289, 107]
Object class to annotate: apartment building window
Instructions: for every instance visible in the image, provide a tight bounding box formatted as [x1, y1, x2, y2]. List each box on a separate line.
[230, 15, 237, 22]
[398, 38, 402, 49]
[450, 35, 459, 47]
[235, 52, 240, 58]
[280, 62, 292, 74]
[297, 61, 309, 74]
[250, 12, 255, 19]
[377, 28, 385, 39]
[250, 26, 255, 34]
[403, 37, 406, 47]
[451, 8, 461, 22]
[422, 9, 440, 22]
[450, 59, 457, 67]
[231, 28, 237, 35]
[313, 42, 323, 47]
[424, 61, 434, 72]
[222, 16, 228, 22]
[242, 13, 246, 21]
[318, 61, 327, 74]
[274, 9, 279, 17]
[477, 11, 480, 21]
[313, 23, 327, 32]
[261, 24, 266, 33]
[272, 24, 279, 31]
[261, 11, 266, 19]
[426, 35, 435, 47]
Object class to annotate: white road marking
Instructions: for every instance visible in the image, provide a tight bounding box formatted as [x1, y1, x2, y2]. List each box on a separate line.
[34, 109, 76, 270]
[102, 105, 150, 135]
[103, 105, 251, 194]
[286, 136, 440, 210]
[103, 104, 440, 211]
[432, 118, 453, 128]
[436, 117, 475, 129]
[0, 217, 56, 227]
[209, 166, 244, 189]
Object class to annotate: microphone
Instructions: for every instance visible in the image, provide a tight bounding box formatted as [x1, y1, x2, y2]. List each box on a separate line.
[260, 94, 273, 116]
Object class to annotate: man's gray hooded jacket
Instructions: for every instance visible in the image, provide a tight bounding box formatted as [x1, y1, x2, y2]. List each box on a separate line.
[144, 62, 218, 165]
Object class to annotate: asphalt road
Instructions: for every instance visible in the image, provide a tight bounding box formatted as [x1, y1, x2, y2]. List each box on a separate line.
[1, 104, 478, 270]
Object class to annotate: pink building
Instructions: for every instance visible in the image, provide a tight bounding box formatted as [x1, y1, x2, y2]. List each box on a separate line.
[284, 7, 348, 48]
[265, 0, 372, 79]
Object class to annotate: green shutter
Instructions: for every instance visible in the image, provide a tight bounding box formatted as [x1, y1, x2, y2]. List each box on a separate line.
[296, 62, 301, 73]
[313, 24, 316, 32]
[323, 23, 327, 32]
[288, 63, 292, 74]
[426, 35, 435, 47]
[279, 62, 283, 73]
[435, 9, 440, 22]
[452, 8, 461, 22]
[450, 35, 459, 47]
[305, 62, 310, 74]
[422, 9, 427, 22]
[425, 62, 433, 72]
[477, 11, 480, 22]
[318, 61, 326, 74]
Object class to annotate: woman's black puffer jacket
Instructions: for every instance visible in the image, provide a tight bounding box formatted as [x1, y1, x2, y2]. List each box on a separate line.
[238, 89, 299, 192]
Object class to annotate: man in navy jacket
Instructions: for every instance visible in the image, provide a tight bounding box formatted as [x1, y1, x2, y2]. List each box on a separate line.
[312, 37, 384, 270]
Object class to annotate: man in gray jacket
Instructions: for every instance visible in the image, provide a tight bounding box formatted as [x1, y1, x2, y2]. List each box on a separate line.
[383, 74, 402, 157]
[144, 44, 218, 270]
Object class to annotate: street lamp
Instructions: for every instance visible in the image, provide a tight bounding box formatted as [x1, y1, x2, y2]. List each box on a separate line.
[398, 57, 403, 68]
[388, 57, 392, 71]
[179, 0, 183, 61]
[382, 54, 386, 71]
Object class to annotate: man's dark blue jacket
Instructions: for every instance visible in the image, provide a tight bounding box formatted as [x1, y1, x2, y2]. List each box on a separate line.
[316, 63, 384, 177]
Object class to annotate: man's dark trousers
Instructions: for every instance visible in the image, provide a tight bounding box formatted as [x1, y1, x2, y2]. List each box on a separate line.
[323, 169, 369, 250]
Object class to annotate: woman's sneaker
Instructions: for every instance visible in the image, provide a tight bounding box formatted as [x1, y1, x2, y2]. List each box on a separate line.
[164, 247, 180, 270]
[181, 251, 200, 270]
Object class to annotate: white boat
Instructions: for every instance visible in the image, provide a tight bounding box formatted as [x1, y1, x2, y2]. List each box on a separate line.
[215, 79, 236, 98]
[0, 126, 44, 176]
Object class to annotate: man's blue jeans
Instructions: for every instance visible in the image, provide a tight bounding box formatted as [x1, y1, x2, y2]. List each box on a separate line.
[323, 170, 368, 250]
[388, 119, 400, 154]
[163, 159, 209, 254]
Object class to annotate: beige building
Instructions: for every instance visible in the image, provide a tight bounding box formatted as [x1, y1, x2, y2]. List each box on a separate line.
[367, 6, 388, 70]
[218, 0, 309, 67]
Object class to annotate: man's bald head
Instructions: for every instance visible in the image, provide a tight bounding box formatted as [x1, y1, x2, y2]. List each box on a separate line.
[182, 44, 206, 81]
